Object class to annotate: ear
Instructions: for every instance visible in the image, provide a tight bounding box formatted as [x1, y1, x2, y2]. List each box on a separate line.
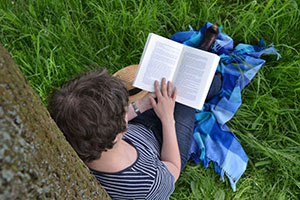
[113, 133, 124, 143]
[125, 110, 129, 124]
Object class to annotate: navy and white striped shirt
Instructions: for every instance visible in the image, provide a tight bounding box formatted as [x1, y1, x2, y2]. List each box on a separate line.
[90, 123, 175, 199]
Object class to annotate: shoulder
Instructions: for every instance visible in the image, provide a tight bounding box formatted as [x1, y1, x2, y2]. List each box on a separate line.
[146, 161, 175, 199]
[125, 123, 161, 156]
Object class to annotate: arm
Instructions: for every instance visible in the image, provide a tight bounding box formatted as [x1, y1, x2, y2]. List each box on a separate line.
[127, 93, 155, 121]
[149, 78, 181, 182]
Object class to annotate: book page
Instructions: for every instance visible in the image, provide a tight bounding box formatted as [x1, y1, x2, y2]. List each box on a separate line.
[173, 46, 220, 109]
[133, 33, 183, 92]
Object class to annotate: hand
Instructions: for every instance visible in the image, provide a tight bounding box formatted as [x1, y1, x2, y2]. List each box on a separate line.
[136, 92, 156, 113]
[149, 78, 177, 124]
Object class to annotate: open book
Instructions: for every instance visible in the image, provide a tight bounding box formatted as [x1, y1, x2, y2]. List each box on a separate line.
[133, 33, 220, 110]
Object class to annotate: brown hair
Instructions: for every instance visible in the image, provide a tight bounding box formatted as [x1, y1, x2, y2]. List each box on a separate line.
[48, 68, 129, 162]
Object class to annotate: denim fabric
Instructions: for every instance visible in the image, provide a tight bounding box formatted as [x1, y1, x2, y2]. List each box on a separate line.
[206, 74, 222, 102]
[129, 75, 221, 171]
[129, 103, 194, 172]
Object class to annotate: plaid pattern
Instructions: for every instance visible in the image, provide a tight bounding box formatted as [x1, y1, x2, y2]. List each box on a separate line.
[171, 22, 280, 191]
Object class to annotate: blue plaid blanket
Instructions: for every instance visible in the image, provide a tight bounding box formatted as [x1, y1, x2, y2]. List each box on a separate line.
[170, 22, 280, 191]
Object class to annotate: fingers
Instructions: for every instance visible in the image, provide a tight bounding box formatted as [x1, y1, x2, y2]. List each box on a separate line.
[154, 78, 176, 100]
[154, 80, 162, 99]
[167, 81, 172, 97]
[149, 95, 157, 108]
[148, 92, 156, 99]
[166, 79, 176, 100]
[172, 87, 177, 100]
[161, 78, 168, 97]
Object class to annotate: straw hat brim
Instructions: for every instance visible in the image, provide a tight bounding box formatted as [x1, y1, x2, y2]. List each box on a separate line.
[113, 64, 148, 103]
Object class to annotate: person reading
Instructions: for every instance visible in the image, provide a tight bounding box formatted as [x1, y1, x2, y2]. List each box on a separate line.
[47, 26, 220, 199]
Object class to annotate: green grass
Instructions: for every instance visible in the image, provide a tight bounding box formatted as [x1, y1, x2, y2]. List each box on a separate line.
[1, 0, 299, 199]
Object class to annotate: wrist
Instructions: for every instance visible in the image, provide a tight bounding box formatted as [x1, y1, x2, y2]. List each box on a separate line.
[135, 99, 147, 113]
[161, 117, 175, 126]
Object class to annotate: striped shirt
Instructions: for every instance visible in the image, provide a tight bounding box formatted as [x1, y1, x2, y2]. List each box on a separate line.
[90, 123, 175, 199]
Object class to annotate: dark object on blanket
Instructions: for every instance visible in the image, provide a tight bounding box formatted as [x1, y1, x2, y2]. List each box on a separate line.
[199, 25, 219, 51]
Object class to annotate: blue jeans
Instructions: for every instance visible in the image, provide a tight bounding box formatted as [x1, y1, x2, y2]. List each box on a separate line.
[129, 75, 221, 171]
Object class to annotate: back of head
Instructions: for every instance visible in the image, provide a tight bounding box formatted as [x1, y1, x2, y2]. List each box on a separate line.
[47, 68, 129, 162]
